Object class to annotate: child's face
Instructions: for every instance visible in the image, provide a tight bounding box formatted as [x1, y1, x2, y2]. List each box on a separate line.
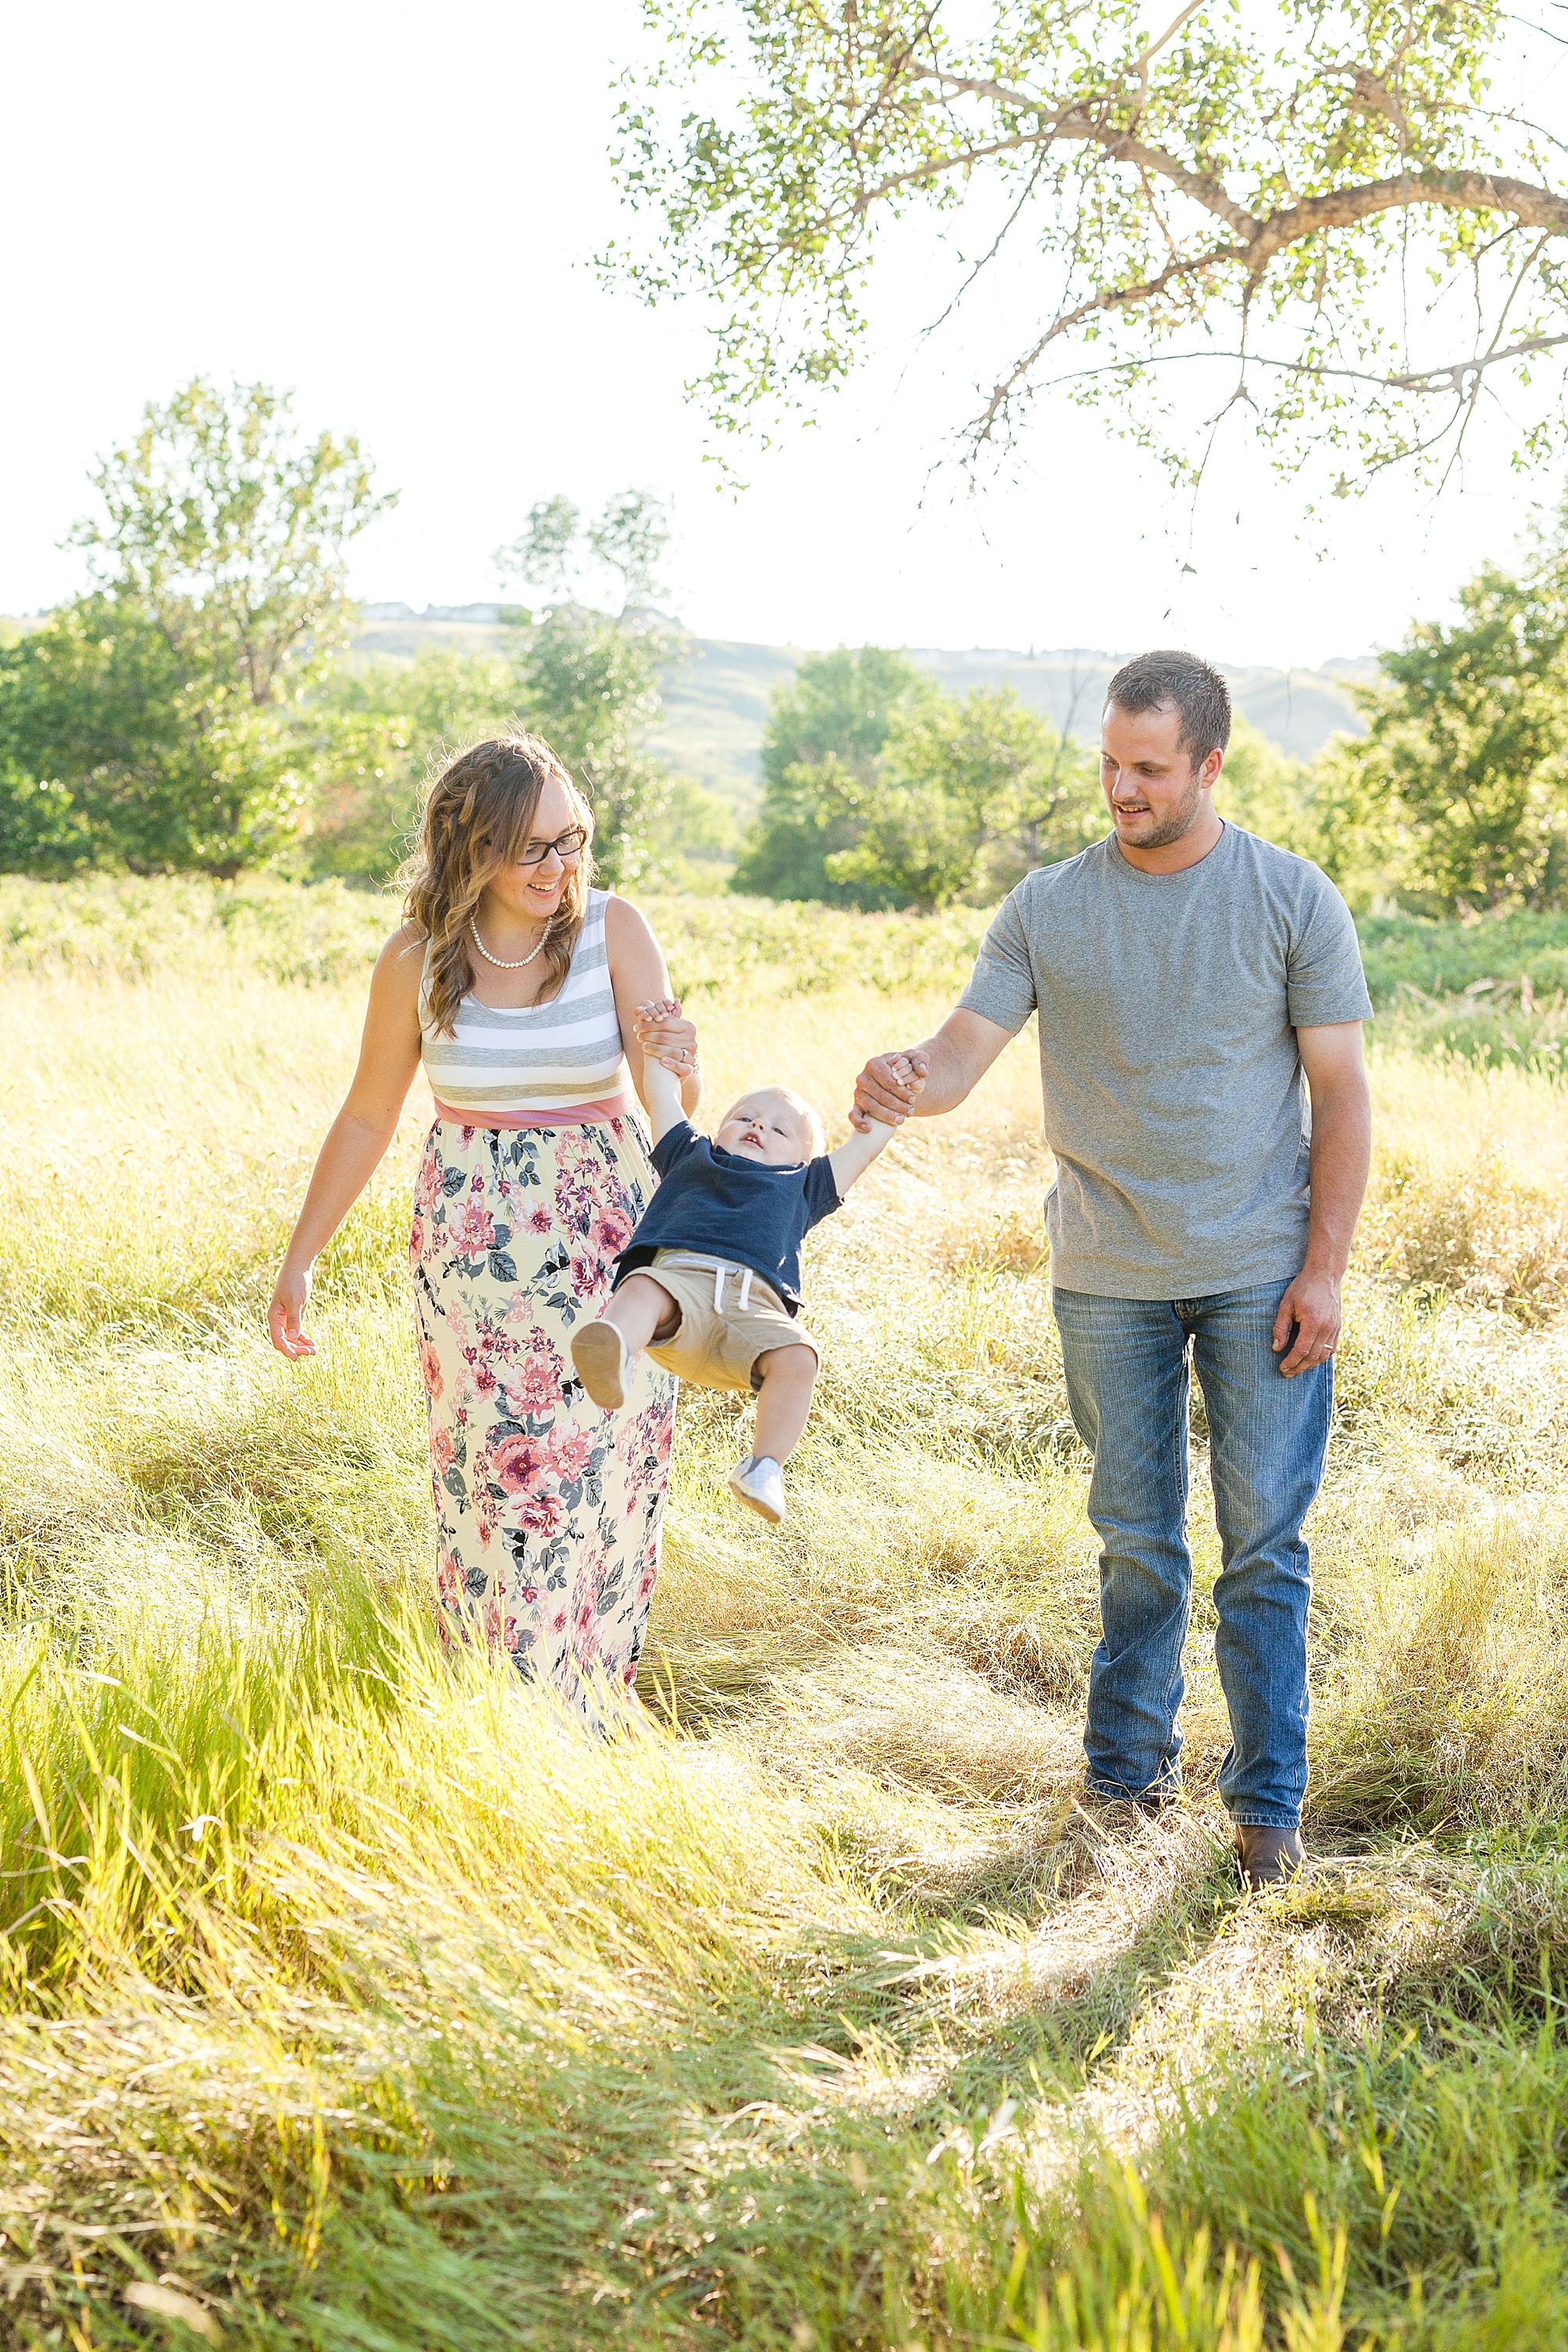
[716, 1090, 814, 1165]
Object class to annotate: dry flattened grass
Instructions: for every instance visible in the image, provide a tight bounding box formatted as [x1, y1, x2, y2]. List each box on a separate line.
[1309, 1511, 1568, 1830]
[1360, 1143, 1568, 1320]
[653, 1427, 1099, 1713]
[747, 1645, 1080, 1806]
[935, 1210, 1051, 1280]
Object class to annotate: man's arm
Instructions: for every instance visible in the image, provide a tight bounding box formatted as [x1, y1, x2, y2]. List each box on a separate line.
[1274, 1021, 1372, 1377]
[850, 1007, 1015, 1128]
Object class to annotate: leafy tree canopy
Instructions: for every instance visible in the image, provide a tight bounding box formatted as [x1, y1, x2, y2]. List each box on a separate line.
[734, 649, 1099, 907]
[513, 605, 675, 885]
[497, 487, 673, 615]
[304, 648, 520, 882]
[496, 490, 686, 884]
[1326, 517, 1568, 910]
[0, 593, 311, 878]
[733, 646, 939, 901]
[610, 0, 1568, 492]
[0, 380, 391, 878]
[831, 682, 1101, 907]
[73, 377, 390, 704]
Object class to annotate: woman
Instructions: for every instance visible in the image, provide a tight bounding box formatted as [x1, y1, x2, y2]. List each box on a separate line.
[268, 735, 700, 1725]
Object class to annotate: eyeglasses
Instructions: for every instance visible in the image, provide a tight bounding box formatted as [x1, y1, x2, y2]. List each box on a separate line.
[516, 826, 588, 868]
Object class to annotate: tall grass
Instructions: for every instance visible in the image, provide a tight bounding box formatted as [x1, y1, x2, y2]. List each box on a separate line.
[5, 880, 1568, 2346]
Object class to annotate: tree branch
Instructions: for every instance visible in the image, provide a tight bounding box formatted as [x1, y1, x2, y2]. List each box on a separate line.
[907, 60, 1568, 252]
[971, 244, 1234, 442]
[1239, 170, 1568, 266]
[743, 66, 1568, 283]
[912, 69, 1260, 233]
[1038, 327, 1568, 394]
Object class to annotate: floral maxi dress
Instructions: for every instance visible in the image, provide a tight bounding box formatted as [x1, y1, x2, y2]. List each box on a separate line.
[409, 1112, 675, 1724]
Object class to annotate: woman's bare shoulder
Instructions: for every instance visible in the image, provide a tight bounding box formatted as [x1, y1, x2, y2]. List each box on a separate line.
[371, 921, 429, 999]
[602, 892, 659, 948]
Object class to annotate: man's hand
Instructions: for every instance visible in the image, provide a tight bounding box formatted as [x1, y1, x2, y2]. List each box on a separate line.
[1273, 1268, 1342, 1377]
[850, 1049, 930, 1131]
[853, 1052, 927, 1130]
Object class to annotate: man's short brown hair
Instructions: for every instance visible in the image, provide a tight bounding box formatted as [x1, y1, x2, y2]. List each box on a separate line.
[1105, 650, 1232, 766]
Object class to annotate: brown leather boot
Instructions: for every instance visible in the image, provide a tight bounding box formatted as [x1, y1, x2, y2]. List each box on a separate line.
[1236, 1823, 1304, 1890]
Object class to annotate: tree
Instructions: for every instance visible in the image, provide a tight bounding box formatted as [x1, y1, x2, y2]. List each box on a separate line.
[73, 378, 391, 702]
[611, 2, 1568, 492]
[497, 487, 673, 615]
[647, 774, 743, 893]
[0, 591, 309, 876]
[514, 605, 674, 886]
[826, 682, 1099, 907]
[304, 647, 520, 881]
[497, 491, 683, 884]
[504, 497, 583, 600]
[1327, 543, 1568, 910]
[732, 646, 938, 901]
[0, 379, 390, 876]
[1213, 721, 1320, 863]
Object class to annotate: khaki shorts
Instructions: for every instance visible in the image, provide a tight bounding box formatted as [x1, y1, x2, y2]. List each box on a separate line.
[640, 1251, 820, 1394]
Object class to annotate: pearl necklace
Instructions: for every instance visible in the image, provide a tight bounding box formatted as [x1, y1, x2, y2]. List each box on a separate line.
[470, 913, 551, 970]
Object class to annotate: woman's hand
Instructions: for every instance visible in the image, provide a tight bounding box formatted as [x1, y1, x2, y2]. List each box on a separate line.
[268, 1260, 317, 1360]
[635, 998, 698, 1076]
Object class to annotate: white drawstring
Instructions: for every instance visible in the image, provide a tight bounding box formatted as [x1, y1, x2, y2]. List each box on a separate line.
[662, 1253, 761, 1313]
[710, 1263, 754, 1310]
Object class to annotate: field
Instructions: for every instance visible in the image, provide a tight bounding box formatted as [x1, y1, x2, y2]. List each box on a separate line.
[5, 875, 1568, 2348]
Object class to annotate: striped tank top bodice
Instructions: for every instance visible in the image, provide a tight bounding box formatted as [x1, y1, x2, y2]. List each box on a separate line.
[419, 889, 629, 1117]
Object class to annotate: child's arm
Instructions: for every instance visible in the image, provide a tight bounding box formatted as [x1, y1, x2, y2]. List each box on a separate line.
[631, 1000, 692, 1144]
[826, 1054, 925, 1196]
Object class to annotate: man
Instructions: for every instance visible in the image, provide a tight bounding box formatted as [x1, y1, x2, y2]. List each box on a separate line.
[853, 650, 1372, 1888]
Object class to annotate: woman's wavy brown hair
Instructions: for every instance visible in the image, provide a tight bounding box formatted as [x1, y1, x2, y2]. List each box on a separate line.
[400, 734, 596, 1036]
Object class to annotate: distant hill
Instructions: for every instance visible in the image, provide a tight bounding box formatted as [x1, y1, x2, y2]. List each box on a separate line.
[352, 611, 1376, 815]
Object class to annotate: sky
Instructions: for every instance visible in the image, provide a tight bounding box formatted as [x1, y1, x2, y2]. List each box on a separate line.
[2, 0, 1563, 669]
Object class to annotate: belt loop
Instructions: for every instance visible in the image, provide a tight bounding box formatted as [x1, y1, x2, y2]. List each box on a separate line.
[713, 1263, 725, 1315]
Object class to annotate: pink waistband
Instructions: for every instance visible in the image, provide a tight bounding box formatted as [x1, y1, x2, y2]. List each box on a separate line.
[432, 1093, 638, 1131]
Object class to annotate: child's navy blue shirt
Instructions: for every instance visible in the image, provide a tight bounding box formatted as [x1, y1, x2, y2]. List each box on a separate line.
[615, 1120, 841, 1312]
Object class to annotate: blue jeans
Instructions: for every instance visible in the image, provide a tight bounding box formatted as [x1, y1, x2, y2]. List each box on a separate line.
[1051, 1280, 1332, 1828]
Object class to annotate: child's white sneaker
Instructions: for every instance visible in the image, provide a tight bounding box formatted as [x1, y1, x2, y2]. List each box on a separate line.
[572, 1321, 629, 1411]
[729, 1454, 786, 1525]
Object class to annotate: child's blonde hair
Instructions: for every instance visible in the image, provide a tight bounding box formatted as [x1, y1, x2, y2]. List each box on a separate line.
[725, 1085, 826, 1156]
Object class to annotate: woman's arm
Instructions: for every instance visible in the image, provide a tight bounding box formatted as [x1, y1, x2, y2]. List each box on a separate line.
[267, 925, 426, 1359]
[604, 896, 702, 1120]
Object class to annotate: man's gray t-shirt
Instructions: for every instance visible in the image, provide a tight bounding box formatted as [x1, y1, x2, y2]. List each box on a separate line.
[958, 825, 1373, 1299]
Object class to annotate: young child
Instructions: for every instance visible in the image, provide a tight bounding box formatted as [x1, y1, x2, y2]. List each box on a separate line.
[571, 1006, 923, 1524]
